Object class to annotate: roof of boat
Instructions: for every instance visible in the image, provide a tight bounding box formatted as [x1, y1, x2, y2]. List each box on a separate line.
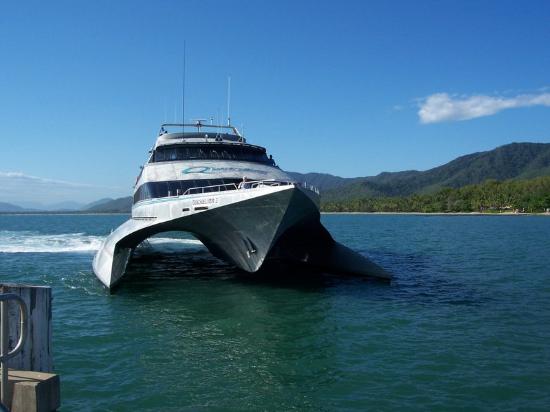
[154, 122, 261, 149]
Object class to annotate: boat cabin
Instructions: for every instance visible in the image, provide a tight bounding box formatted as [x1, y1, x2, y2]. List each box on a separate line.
[150, 123, 276, 166]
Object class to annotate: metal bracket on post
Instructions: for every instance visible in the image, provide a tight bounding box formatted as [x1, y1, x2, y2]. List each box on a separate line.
[0, 293, 28, 410]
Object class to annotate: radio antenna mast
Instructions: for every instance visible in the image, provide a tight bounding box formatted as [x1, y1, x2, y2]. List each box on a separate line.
[182, 41, 186, 134]
[227, 75, 231, 126]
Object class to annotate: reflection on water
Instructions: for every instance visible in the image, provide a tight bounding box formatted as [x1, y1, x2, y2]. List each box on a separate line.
[125, 237, 387, 292]
[109, 242, 349, 410]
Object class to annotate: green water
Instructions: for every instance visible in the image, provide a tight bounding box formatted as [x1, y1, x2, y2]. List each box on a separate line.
[0, 214, 549, 410]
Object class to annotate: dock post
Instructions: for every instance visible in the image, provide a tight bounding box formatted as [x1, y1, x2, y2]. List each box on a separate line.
[0, 284, 59, 411]
[0, 284, 52, 373]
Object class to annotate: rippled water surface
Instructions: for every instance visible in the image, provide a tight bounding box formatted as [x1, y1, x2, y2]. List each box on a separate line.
[0, 214, 549, 411]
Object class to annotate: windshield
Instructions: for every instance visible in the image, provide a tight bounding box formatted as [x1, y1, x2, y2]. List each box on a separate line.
[151, 144, 275, 166]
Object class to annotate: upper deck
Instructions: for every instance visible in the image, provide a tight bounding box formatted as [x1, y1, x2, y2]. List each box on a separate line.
[149, 122, 276, 166]
[155, 122, 245, 148]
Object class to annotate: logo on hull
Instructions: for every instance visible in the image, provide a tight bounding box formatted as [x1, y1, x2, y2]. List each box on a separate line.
[182, 166, 214, 174]
[182, 166, 269, 175]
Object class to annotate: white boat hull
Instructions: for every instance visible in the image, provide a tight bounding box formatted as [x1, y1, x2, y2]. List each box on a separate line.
[93, 184, 391, 289]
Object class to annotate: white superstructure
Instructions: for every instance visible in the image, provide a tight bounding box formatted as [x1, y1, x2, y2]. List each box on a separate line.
[93, 122, 390, 289]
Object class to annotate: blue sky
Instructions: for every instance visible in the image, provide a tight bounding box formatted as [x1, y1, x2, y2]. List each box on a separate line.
[1, 0, 549, 204]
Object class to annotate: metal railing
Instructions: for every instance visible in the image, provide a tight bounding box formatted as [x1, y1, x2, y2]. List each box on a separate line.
[301, 181, 320, 195]
[183, 182, 239, 196]
[160, 122, 242, 137]
[245, 180, 292, 189]
[139, 179, 320, 202]
[181, 180, 294, 196]
[0, 294, 28, 410]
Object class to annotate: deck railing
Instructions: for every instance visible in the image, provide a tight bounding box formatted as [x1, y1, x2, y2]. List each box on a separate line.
[183, 182, 239, 196]
[137, 180, 320, 203]
[181, 180, 301, 196]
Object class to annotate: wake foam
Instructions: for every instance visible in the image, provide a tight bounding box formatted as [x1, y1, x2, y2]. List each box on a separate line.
[0, 231, 104, 253]
[0, 231, 204, 254]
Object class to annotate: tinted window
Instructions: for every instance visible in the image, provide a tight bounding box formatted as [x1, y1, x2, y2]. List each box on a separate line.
[151, 145, 275, 165]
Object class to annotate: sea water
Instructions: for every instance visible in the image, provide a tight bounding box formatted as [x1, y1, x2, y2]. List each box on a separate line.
[0, 214, 549, 411]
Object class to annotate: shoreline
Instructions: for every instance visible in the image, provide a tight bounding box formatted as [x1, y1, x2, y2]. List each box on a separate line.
[322, 211, 550, 216]
[1, 211, 549, 217]
[0, 212, 130, 216]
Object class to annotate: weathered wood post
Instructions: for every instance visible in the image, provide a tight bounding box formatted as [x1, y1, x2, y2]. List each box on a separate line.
[0, 292, 27, 409]
[0, 283, 59, 412]
[0, 284, 52, 373]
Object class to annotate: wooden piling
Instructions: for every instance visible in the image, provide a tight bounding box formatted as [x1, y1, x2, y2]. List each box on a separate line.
[0, 284, 52, 373]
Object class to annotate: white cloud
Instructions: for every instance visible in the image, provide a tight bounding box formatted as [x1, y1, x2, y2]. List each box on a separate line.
[0, 172, 96, 188]
[0, 171, 126, 204]
[418, 92, 550, 124]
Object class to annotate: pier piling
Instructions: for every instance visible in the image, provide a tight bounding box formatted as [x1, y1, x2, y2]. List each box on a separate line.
[0, 284, 59, 412]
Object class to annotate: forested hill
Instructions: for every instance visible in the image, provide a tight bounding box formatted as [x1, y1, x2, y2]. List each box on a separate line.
[290, 142, 550, 200]
[323, 176, 550, 213]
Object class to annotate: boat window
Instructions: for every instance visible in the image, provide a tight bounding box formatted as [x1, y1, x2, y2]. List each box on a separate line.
[133, 178, 243, 204]
[151, 145, 275, 166]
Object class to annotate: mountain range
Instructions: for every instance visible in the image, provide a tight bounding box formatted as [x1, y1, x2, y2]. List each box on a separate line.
[0, 198, 132, 213]
[1, 142, 549, 213]
[290, 142, 550, 201]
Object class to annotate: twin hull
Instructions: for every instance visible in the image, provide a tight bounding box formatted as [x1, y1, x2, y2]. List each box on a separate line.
[92, 184, 391, 288]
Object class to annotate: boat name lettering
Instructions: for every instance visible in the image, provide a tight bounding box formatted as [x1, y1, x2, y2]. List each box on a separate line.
[192, 197, 218, 206]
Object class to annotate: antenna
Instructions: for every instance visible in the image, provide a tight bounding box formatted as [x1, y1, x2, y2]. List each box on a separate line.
[216, 108, 221, 137]
[182, 41, 186, 134]
[227, 75, 231, 126]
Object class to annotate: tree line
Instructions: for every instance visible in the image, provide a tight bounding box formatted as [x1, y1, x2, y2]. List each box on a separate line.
[321, 176, 550, 213]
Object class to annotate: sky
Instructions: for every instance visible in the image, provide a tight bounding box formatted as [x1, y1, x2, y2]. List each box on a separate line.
[1, 0, 549, 204]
